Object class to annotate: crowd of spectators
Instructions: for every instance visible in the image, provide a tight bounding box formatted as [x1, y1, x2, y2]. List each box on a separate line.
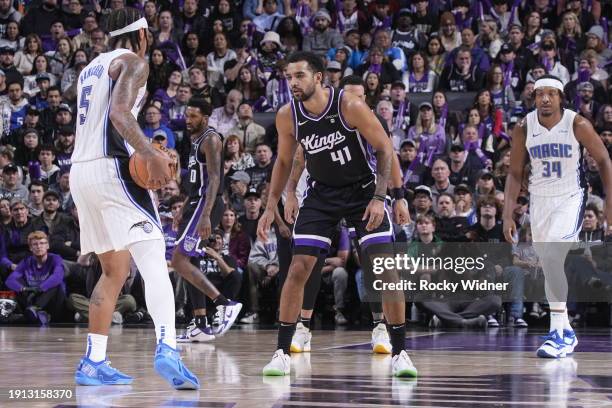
[0, 0, 610, 330]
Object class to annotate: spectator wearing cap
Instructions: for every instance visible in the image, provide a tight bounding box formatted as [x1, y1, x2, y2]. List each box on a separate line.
[411, 185, 434, 219]
[324, 61, 343, 88]
[49, 167, 71, 210]
[447, 143, 481, 187]
[228, 170, 250, 216]
[535, 40, 570, 85]
[239, 187, 262, 243]
[20, 0, 63, 37]
[52, 103, 73, 137]
[474, 169, 501, 201]
[228, 103, 266, 154]
[576, 81, 600, 125]
[334, 0, 370, 34]
[27, 180, 46, 217]
[398, 139, 427, 191]
[495, 41, 526, 95]
[0, 163, 27, 201]
[252, 0, 285, 32]
[435, 192, 469, 242]
[0, 46, 21, 85]
[5, 230, 66, 325]
[438, 45, 485, 92]
[31, 189, 71, 236]
[13, 128, 40, 167]
[585, 25, 612, 63]
[389, 81, 418, 130]
[407, 102, 447, 167]
[246, 142, 273, 191]
[0, 198, 37, 273]
[53, 125, 74, 168]
[142, 104, 176, 149]
[303, 9, 343, 58]
[392, 9, 428, 65]
[209, 89, 242, 137]
[0, 81, 29, 134]
[453, 183, 477, 225]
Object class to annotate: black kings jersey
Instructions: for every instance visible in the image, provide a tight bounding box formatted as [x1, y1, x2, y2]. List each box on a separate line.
[186, 127, 224, 200]
[290, 87, 376, 187]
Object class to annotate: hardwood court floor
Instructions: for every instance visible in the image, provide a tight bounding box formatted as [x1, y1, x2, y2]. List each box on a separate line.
[2, 325, 612, 407]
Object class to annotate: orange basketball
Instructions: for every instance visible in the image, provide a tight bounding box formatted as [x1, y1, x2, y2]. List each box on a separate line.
[129, 142, 177, 189]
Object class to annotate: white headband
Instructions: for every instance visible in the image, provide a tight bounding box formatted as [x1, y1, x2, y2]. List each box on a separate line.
[534, 77, 564, 92]
[109, 17, 148, 38]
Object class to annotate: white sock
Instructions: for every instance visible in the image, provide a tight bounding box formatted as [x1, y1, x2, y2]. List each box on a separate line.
[86, 333, 108, 362]
[563, 311, 572, 331]
[128, 239, 177, 349]
[550, 311, 565, 337]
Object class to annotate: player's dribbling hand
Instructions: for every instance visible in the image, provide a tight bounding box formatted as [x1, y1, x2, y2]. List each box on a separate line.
[196, 216, 211, 241]
[284, 192, 299, 224]
[257, 208, 275, 241]
[363, 199, 385, 231]
[503, 217, 517, 244]
[143, 148, 172, 190]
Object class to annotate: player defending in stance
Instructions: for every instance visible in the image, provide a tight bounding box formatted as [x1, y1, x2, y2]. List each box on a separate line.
[258, 52, 417, 377]
[172, 98, 242, 341]
[503, 75, 612, 358]
[71, 9, 199, 388]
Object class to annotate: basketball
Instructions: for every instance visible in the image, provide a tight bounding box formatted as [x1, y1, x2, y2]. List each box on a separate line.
[129, 142, 177, 189]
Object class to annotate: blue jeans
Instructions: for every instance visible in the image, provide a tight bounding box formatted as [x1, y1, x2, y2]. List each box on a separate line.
[503, 266, 526, 319]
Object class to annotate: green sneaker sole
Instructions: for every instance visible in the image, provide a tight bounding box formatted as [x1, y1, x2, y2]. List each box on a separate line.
[263, 368, 287, 376]
[394, 368, 418, 378]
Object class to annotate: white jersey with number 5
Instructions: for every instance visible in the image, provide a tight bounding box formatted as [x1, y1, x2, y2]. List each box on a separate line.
[72, 48, 146, 163]
[524, 109, 586, 197]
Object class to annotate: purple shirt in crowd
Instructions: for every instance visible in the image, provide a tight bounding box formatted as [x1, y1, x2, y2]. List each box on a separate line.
[5, 253, 65, 293]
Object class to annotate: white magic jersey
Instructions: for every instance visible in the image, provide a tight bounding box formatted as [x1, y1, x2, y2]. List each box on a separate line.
[525, 109, 586, 197]
[72, 49, 147, 163]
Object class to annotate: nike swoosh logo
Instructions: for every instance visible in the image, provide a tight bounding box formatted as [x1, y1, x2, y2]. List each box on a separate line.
[298, 120, 308, 126]
[225, 310, 234, 319]
[392, 325, 403, 330]
[533, 133, 541, 137]
[362, 180, 374, 188]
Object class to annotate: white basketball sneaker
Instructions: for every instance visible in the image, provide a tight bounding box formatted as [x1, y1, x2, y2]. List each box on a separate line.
[371, 323, 392, 354]
[391, 350, 418, 378]
[177, 319, 215, 343]
[213, 301, 242, 335]
[262, 349, 290, 376]
[537, 330, 567, 358]
[290, 322, 311, 353]
[563, 329, 578, 354]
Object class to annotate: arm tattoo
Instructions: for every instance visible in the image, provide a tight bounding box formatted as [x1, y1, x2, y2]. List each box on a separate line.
[287, 145, 305, 193]
[201, 133, 222, 217]
[109, 56, 152, 154]
[374, 149, 392, 196]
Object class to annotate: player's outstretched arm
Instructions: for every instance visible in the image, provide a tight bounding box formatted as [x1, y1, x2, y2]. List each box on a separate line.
[257, 104, 297, 241]
[574, 115, 612, 233]
[502, 119, 528, 243]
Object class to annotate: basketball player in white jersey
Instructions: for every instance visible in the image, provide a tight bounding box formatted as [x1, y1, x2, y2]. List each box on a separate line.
[503, 75, 612, 358]
[70, 8, 199, 388]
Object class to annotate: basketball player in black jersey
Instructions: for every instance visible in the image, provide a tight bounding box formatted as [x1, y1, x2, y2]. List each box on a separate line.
[172, 97, 242, 341]
[285, 75, 409, 356]
[258, 51, 417, 377]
